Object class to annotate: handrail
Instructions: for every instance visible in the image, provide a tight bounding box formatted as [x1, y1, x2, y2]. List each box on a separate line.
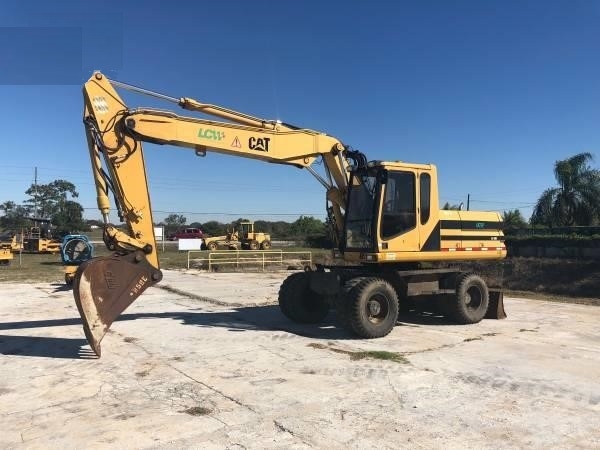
[187, 249, 312, 271]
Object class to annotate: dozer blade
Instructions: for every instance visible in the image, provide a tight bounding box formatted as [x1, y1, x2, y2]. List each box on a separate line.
[486, 290, 507, 319]
[72, 251, 163, 357]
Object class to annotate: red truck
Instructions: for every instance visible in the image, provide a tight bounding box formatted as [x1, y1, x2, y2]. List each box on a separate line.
[167, 227, 203, 241]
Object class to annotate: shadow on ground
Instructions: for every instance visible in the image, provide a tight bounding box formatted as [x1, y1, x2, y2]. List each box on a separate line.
[0, 306, 462, 359]
[0, 334, 97, 359]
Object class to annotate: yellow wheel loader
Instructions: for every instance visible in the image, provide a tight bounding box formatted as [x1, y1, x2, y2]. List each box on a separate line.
[238, 222, 271, 250]
[74, 71, 507, 357]
[203, 229, 241, 251]
[203, 222, 271, 250]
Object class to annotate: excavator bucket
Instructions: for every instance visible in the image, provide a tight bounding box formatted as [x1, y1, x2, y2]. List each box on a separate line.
[485, 290, 507, 319]
[72, 251, 163, 357]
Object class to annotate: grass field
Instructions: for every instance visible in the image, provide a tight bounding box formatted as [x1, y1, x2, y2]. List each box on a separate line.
[0, 243, 329, 283]
[0, 237, 598, 306]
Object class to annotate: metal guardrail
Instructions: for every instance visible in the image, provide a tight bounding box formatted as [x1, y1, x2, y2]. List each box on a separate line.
[187, 249, 312, 271]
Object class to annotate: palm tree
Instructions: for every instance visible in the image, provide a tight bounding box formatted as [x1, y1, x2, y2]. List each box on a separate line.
[501, 209, 527, 233]
[531, 152, 600, 226]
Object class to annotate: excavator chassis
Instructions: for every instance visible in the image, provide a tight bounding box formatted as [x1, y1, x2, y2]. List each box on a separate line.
[278, 265, 506, 340]
[73, 260, 505, 356]
[73, 251, 163, 356]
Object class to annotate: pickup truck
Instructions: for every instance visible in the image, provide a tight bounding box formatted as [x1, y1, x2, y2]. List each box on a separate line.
[167, 227, 203, 241]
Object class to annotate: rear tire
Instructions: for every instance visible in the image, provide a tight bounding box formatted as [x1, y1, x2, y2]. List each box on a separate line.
[207, 242, 217, 251]
[346, 277, 399, 338]
[278, 272, 329, 324]
[449, 273, 489, 324]
[260, 240, 271, 250]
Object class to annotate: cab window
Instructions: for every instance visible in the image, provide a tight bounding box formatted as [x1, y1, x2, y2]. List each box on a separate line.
[420, 173, 431, 225]
[381, 171, 416, 239]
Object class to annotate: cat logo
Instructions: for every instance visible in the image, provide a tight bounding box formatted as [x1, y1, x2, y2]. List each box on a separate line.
[248, 136, 270, 152]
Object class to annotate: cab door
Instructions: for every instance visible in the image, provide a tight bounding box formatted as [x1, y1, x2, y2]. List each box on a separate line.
[378, 170, 421, 251]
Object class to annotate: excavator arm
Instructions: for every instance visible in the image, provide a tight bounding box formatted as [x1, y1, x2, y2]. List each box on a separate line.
[75, 71, 362, 356]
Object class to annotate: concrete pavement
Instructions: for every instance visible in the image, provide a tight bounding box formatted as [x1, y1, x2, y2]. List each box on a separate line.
[1, 269, 599, 449]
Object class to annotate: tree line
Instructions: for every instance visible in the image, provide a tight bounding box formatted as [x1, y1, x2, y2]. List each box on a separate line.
[502, 152, 600, 234]
[2, 152, 599, 240]
[0, 180, 86, 236]
[159, 214, 328, 244]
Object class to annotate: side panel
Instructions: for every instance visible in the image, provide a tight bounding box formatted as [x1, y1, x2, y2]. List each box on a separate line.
[442, 210, 505, 254]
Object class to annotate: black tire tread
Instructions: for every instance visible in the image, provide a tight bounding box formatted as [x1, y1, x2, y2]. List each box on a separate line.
[449, 272, 489, 324]
[336, 276, 368, 330]
[347, 277, 399, 339]
[278, 272, 329, 324]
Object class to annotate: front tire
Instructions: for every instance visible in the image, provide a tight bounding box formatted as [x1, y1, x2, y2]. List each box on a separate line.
[278, 272, 329, 324]
[260, 240, 271, 250]
[346, 277, 399, 338]
[449, 273, 489, 324]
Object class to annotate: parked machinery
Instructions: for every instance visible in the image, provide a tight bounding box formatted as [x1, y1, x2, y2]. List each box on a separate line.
[21, 218, 61, 254]
[203, 222, 271, 251]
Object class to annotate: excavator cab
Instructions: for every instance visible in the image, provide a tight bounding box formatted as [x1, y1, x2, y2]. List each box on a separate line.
[343, 162, 438, 259]
[342, 160, 504, 265]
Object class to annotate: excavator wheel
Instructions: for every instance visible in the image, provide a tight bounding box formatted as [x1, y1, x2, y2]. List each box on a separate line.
[207, 242, 218, 251]
[278, 272, 329, 324]
[249, 240, 259, 250]
[448, 273, 489, 324]
[336, 277, 368, 330]
[260, 240, 271, 250]
[344, 277, 398, 339]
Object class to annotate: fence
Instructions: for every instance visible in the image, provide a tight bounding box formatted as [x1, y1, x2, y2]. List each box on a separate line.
[187, 249, 312, 271]
[510, 226, 600, 237]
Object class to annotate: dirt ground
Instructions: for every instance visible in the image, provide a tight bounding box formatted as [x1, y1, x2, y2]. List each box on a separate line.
[1, 269, 600, 449]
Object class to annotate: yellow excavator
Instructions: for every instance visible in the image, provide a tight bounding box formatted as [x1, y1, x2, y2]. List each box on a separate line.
[75, 71, 507, 357]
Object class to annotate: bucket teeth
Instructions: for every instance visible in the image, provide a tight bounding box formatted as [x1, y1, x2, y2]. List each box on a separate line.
[72, 251, 162, 357]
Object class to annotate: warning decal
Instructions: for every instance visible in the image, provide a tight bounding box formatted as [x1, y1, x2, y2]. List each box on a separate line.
[92, 96, 109, 114]
[231, 136, 241, 148]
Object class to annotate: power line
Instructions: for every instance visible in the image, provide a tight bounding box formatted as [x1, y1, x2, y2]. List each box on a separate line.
[80, 207, 325, 217]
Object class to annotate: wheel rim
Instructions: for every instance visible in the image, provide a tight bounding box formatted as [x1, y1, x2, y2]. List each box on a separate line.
[465, 286, 483, 310]
[365, 293, 389, 324]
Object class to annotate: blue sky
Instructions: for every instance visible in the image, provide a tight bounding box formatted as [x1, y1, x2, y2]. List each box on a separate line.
[1, 0, 599, 225]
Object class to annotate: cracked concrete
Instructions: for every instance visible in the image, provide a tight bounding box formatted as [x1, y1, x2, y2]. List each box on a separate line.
[1, 269, 600, 448]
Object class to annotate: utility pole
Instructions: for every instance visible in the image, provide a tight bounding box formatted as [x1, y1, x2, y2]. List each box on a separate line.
[34, 166, 38, 218]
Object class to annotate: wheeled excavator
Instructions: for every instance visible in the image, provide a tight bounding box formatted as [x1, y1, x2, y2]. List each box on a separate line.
[75, 71, 507, 357]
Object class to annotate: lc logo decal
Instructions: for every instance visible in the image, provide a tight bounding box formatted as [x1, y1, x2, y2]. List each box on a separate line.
[249, 137, 270, 152]
[198, 128, 225, 141]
